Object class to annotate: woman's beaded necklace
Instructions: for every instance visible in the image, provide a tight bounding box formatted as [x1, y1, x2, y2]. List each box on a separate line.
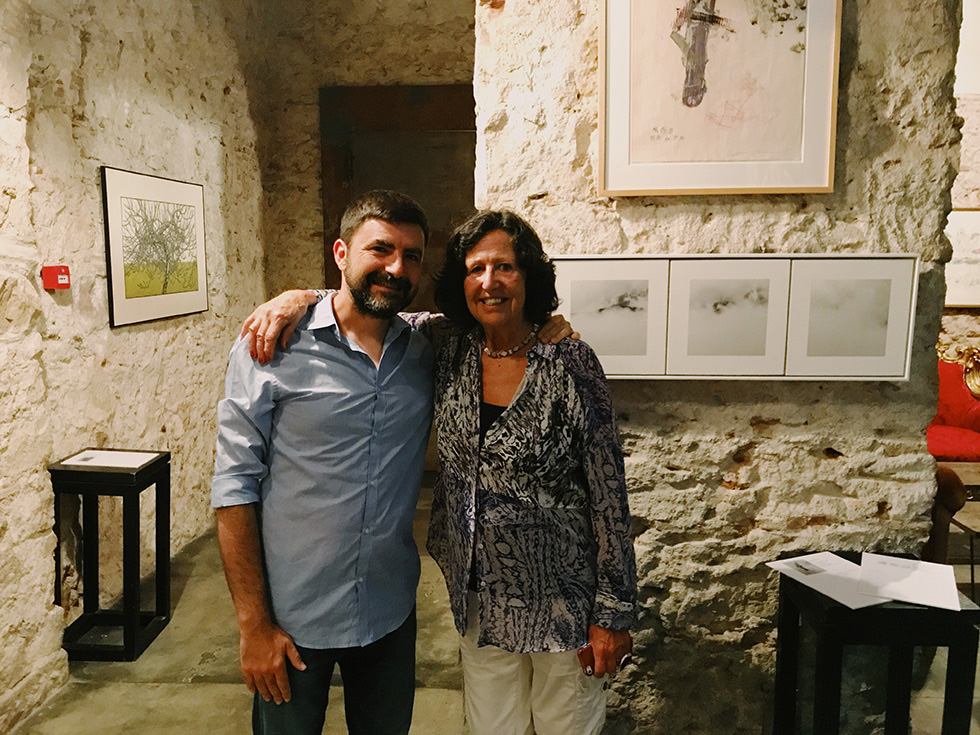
[483, 325, 538, 359]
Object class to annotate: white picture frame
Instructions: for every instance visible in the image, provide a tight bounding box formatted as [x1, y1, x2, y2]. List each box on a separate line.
[666, 259, 791, 375]
[101, 166, 208, 327]
[785, 258, 918, 378]
[945, 210, 980, 307]
[553, 256, 669, 377]
[599, 0, 842, 196]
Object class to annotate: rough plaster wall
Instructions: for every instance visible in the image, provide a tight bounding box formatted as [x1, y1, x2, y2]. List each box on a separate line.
[475, 1, 958, 733]
[241, 0, 475, 298]
[0, 0, 265, 730]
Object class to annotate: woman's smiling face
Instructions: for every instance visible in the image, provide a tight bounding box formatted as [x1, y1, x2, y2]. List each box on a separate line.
[462, 229, 527, 331]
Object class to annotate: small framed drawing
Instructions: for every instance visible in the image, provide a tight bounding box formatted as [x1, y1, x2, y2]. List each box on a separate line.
[599, 0, 842, 195]
[552, 256, 669, 377]
[101, 166, 208, 327]
[785, 258, 918, 379]
[666, 259, 790, 376]
[945, 210, 980, 307]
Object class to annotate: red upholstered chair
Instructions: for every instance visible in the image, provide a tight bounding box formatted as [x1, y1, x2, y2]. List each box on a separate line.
[924, 355, 980, 563]
[927, 358, 980, 462]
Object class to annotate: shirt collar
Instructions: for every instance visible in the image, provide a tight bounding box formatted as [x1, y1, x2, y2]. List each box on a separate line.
[307, 294, 411, 341]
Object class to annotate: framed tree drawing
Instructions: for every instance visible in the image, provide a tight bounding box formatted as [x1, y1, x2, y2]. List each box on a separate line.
[945, 210, 980, 307]
[600, 0, 843, 195]
[784, 257, 918, 379]
[666, 258, 791, 375]
[101, 167, 208, 327]
[553, 256, 669, 377]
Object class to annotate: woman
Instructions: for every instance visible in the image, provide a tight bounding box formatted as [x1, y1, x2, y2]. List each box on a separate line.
[243, 210, 637, 734]
[411, 210, 636, 735]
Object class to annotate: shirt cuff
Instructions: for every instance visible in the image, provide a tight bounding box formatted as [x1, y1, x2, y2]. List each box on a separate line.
[592, 591, 637, 631]
[211, 476, 261, 509]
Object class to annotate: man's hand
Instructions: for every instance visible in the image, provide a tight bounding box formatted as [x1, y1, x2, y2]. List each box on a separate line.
[579, 625, 632, 678]
[240, 289, 318, 364]
[538, 313, 579, 344]
[240, 620, 307, 704]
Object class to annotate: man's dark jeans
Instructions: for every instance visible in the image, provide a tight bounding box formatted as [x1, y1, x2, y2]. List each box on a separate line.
[252, 609, 416, 735]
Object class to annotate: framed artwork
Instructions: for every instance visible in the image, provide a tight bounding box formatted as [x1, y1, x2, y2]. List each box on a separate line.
[666, 259, 791, 375]
[553, 256, 669, 376]
[945, 210, 980, 307]
[101, 166, 208, 327]
[784, 258, 918, 379]
[599, 0, 843, 195]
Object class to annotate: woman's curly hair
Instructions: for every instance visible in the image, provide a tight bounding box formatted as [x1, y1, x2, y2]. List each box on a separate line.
[434, 210, 558, 329]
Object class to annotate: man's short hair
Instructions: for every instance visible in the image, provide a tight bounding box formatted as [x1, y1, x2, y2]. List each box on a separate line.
[339, 190, 430, 246]
[434, 210, 558, 329]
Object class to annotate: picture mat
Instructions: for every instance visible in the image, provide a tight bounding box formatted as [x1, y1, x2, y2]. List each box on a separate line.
[957, 0, 980, 96]
[785, 259, 917, 377]
[945, 210, 980, 307]
[553, 258, 668, 376]
[103, 167, 208, 326]
[601, 0, 841, 194]
[666, 259, 790, 375]
[629, 2, 805, 164]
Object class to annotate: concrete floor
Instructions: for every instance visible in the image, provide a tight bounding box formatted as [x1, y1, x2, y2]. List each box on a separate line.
[11, 488, 463, 735]
[10, 496, 980, 734]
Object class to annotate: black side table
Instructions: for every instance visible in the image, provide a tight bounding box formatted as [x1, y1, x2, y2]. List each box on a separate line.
[49, 449, 171, 661]
[771, 553, 980, 735]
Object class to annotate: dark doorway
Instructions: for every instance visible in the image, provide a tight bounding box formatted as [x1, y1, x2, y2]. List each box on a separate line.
[319, 84, 476, 312]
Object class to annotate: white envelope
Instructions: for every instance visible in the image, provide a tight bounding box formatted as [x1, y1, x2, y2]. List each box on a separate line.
[857, 553, 961, 611]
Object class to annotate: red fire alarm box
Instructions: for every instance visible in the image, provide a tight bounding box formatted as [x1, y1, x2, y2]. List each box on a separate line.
[41, 265, 71, 290]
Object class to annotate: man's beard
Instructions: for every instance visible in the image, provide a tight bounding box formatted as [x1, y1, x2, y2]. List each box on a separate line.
[346, 267, 417, 319]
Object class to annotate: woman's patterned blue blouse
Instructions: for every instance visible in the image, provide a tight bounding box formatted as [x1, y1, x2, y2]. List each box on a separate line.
[407, 314, 637, 653]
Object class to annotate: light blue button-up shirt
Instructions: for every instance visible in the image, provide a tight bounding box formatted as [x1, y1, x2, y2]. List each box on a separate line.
[211, 298, 434, 649]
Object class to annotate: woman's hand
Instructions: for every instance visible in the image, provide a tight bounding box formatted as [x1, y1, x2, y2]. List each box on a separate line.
[578, 625, 632, 677]
[538, 313, 579, 344]
[240, 290, 318, 363]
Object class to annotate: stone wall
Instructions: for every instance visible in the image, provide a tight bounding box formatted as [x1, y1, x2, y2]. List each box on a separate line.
[243, 0, 476, 298]
[0, 0, 265, 730]
[474, 1, 958, 732]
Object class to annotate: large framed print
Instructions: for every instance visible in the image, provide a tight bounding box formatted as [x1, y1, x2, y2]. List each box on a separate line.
[101, 166, 208, 327]
[666, 259, 790, 376]
[945, 210, 980, 307]
[600, 0, 843, 196]
[785, 258, 918, 379]
[553, 256, 669, 377]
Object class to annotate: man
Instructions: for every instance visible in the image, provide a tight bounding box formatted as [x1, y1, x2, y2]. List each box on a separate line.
[212, 190, 433, 735]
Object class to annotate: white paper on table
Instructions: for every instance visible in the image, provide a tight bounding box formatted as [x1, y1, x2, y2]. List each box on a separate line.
[61, 449, 160, 469]
[858, 553, 961, 611]
[766, 552, 890, 609]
